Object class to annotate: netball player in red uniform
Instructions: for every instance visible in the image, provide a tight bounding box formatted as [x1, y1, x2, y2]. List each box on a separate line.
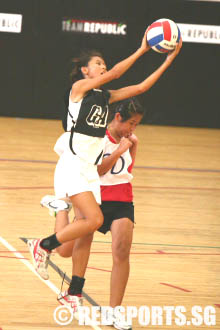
[41, 98, 146, 330]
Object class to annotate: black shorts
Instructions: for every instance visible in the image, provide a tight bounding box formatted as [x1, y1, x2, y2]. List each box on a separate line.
[98, 201, 134, 234]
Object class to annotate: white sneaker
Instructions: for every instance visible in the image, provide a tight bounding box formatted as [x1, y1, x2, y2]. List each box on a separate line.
[102, 308, 132, 330]
[40, 195, 72, 217]
[57, 291, 83, 313]
[27, 239, 51, 280]
[113, 318, 132, 330]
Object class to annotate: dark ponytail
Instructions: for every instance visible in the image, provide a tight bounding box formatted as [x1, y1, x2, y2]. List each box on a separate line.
[70, 49, 104, 84]
[62, 49, 104, 131]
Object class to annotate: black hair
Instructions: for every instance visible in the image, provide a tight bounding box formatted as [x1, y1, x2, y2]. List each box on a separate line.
[70, 49, 104, 84]
[109, 97, 144, 123]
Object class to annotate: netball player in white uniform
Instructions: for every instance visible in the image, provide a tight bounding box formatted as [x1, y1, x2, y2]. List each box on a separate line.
[28, 30, 182, 313]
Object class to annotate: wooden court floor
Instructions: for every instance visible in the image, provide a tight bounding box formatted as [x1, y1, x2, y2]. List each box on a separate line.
[0, 117, 220, 329]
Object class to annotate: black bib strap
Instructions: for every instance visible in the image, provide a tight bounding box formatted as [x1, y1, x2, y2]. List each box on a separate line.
[94, 150, 103, 165]
[62, 88, 72, 131]
[69, 120, 76, 155]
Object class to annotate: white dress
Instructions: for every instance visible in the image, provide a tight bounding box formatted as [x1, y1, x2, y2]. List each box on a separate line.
[53, 88, 110, 204]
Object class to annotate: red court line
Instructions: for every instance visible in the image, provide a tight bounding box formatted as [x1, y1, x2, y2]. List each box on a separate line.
[0, 186, 53, 190]
[87, 266, 111, 273]
[5, 249, 218, 256]
[90, 251, 220, 256]
[1, 158, 220, 173]
[160, 282, 192, 292]
[0, 158, 55, 164]
[0, 251, 29, 253]
[134, 186, 220, 191]
[134, 165, 220, 173]
[215, 304, 220, 308]
[0, 255, 28, 260]
[1, 185, 219, 191]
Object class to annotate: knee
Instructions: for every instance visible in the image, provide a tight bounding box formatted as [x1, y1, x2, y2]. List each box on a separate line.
[112, 242, 131, 263]
[95, 213, 104, 229]
[57, 248, 72, 258]
[88, 213, 104, 232]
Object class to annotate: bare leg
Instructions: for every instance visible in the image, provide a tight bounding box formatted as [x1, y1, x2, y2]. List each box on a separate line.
[53, 205, 95, 298]
[110, 218, 133, 307]
[62, 207, 95, 297]
[53, 204, 94, 274]
[56, 191, 103, 243]
[71, 207, 94, 277]
[55, 210, 74, 258]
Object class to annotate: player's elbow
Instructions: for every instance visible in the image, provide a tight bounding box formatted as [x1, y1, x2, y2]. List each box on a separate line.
[136, 84, 145, 95]
[138, 81, 153, 95]
[110, 67, 122, 80]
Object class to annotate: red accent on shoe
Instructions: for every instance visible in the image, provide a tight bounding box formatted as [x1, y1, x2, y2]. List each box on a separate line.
[33, 239, 39, 257]
[67, 288, 82, 297]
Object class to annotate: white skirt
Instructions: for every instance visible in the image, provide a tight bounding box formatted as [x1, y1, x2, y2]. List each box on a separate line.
[54, 149, 101, 204]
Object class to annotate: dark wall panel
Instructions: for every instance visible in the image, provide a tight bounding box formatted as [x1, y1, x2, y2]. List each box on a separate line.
[0, 0, 219, 128]
[0, 0, 35, 117]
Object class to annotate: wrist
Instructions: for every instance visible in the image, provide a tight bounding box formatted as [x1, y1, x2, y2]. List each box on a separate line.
[137, 47, 146, 56]
[163, 58, 172, 68]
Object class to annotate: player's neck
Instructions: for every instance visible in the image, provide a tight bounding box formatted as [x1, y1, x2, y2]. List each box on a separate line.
[108, 125, 121, 143]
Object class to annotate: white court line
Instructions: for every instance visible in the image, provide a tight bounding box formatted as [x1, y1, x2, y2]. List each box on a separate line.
[0, 236, 102, 330]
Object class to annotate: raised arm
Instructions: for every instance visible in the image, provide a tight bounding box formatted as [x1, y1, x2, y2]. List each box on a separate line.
[71, 31, 150, 101]
[109, 39, 182, 104]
